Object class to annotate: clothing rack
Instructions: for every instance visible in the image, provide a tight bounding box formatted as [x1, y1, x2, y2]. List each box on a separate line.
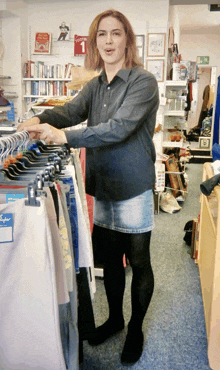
[0, 132, 96, 370]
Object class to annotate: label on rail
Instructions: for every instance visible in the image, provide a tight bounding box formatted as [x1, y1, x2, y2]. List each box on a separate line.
[0, 213, 13, 243]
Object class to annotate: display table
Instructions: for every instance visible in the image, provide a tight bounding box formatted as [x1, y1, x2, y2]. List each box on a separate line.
[198, 162, 220, 370]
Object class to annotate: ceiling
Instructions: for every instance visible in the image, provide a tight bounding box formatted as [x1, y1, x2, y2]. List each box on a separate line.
[169, 3, 220, 33]
[170, 0, 220, 4]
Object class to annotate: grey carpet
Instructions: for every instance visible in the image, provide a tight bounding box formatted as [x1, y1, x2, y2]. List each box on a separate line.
[80, 163, 211, 370]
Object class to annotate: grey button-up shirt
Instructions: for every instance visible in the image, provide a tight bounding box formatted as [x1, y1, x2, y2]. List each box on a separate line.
[38, 67, 159, 201]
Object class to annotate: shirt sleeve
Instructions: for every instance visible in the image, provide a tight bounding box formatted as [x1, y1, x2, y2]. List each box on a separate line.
[65, 72, 159, 149]
[37, 80, 92, 128]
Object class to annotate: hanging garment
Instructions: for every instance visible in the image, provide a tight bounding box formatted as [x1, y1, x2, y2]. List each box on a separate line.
[0, 198, 66, 370]
[64, 165, 94, 275]
[56, 182, 74, 292]
[198, 85, 210, 128]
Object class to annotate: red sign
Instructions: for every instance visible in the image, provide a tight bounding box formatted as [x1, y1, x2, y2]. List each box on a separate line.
[74, 35, 87, 56]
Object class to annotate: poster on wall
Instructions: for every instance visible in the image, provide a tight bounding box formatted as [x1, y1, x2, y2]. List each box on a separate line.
[147, 59, 164, 82]
[34, 32, 51, 54]
[57, 22, 70, 41]
[147, 33, 166, 57]
[74, 35, 87, 56]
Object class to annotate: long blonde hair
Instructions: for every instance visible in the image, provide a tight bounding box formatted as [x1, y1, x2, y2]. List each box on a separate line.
[85, 9, 143, 70]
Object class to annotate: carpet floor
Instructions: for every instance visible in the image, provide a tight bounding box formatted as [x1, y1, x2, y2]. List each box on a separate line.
[80, 163, 212, 370]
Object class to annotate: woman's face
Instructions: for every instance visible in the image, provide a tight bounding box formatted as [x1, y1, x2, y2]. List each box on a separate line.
[96, 16, 127, 70]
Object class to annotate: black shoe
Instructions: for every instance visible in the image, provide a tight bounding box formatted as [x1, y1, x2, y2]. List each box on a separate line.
[88, 319, 125, 346]
[121, 329, 144, 365]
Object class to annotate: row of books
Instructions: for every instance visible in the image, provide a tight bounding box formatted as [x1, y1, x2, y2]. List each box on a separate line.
[25, 80, 73, 96]
[24, 60, 74, 79]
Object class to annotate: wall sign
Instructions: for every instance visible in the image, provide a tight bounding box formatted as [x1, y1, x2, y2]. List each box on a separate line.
[197, 56, 209, 65]
[74, 35, 87, 56]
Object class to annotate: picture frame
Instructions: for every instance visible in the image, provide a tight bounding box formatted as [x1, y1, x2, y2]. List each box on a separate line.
[57, 22, 70, 41]
[147, 33, 166, 57]
[34, 32, 51, 54]
[136, 35, 145, 64]
[147, 59, 164, 82]
[199, 137, 211, 149]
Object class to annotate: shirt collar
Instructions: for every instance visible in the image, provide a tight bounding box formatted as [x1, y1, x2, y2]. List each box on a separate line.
[99, 68, 132, 84]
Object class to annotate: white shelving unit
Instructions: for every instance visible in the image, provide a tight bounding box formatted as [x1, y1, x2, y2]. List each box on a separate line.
[162, 80, 188, 149]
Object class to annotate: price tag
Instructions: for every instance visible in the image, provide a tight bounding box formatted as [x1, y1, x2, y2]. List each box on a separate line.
[6, 194, 25, 203]
[0, 213, 13, 243]
[74, 35, 87, 56]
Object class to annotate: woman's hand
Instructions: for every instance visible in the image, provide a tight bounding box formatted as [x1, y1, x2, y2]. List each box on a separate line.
[17, 116, 41, 132]
[25, 123, 68, 145]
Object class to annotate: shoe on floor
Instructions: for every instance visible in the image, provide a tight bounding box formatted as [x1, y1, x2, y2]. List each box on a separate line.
[88, 318, 125, 346]
[121, 329, 144, 365]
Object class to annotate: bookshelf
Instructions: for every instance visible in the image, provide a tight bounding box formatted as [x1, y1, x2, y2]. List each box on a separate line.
[22, 60, 75, 111]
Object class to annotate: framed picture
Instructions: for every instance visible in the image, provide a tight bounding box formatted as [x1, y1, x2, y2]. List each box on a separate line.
[147, 59, 164, 82]
[199, 137, 211, 149]
[57, 22, 70, 41]
[136, 35, 145, 64]
[147, 33, 166, 57]
[34, 32, 51, 54]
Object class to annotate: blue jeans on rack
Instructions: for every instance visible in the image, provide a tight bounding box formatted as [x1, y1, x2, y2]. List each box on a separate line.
[59, 289, 78, 370]
[61, 176, 79, 274]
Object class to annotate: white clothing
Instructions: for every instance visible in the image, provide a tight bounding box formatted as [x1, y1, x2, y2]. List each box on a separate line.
[0, 198, 66, 370]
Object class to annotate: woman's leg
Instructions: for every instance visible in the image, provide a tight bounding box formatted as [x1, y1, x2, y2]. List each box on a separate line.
[88, 225, 126, 345]
[121, 231, 154, 364]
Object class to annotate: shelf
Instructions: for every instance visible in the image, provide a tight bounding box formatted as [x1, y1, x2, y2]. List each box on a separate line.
[0, 126, 16, 132]
[23, 78, 72, 81]
[166, 80, 188, 87]
[163, 140, 185, 148]
[0, 106, 11, 112]
[164, 110, 186, 117]
[24, 95, 70, 98]
[4, 94, 18, 99]
[0, 76, 11, 80]
[30, 106, 54, 110]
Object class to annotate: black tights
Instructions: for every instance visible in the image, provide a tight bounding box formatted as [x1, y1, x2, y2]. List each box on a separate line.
[92, 225, 154, 332]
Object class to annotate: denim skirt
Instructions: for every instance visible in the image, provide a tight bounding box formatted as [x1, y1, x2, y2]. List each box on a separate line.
[93, 189, 155, 234]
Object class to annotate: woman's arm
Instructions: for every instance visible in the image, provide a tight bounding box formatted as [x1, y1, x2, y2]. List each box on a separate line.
[17, 78, 93, 132]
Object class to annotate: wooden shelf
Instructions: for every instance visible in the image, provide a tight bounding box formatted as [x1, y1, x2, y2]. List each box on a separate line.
[198, 162, 220, 370]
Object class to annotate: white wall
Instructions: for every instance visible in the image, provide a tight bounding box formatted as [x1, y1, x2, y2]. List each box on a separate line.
[168, 5, 180, 46]
[26, 0, 169, 67]
[2, 16, 24, 121]
[180, 30, 220, 73]
[1, 0, 170, 120]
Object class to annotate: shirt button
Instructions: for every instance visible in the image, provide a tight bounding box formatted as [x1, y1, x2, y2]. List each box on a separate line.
[104, 104, 106, 107]
[107, 86, 110, 90]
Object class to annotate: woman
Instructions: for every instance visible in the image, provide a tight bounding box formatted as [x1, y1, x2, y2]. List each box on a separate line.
[18, 9, 159, 365]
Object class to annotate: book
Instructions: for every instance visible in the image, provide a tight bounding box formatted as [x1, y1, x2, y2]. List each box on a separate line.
[34, 32, 51, 54]
[26, 60, 35, 78]
[65, 63, 74, 79]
